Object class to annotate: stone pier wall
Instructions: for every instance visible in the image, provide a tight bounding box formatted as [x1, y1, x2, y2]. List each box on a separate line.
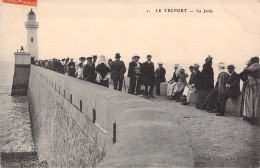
[28, 65, 194, 167]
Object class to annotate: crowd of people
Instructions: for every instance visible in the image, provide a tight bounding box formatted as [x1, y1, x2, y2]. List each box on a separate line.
[166, 55, 260, 124]
[35, 54, 260, 125]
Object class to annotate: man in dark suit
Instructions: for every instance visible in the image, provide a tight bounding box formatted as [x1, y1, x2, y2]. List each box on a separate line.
[92, 55, 97, 64]
[83, 57, 96, 83]
[142, 55, 156, 98]
[127, 55, 141, 95]
[192, 64, 204, 92]
[155, 62, 166, 96]
[111, 53, 126, 91]
[216, 64, 241, 116]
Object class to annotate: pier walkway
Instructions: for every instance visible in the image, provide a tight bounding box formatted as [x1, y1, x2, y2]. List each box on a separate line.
[147, 96, 260, 167]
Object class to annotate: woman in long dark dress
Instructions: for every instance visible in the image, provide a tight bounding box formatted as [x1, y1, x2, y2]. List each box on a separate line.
[196, 55, 214, 109]
[242, 57, 260, 124]
[202, 62, 230, 111]
[238, 60, 252, 116]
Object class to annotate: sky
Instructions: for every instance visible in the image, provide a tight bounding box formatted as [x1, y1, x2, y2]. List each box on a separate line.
[0, 0, 260, 79]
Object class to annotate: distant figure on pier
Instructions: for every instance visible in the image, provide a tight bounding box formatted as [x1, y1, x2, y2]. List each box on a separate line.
[51, 58, 57, 71]
[141, 55, 156, 98]
[155, 62, 166, 96]
[20, 46, 25, 53]
[108, 59, 112, 67]
[203, 62, 230, 111]
[110, 53, 126, 91]
[128, 55, 142, 95]
[93, 55, 98, 83]
[83, 57, 96, 83]
[75, 63, 84, 79]
[93, 55, 97, 65]
[67, 58, 76, 77]
[167, 64, 180, 99]
[196, 55, 214, 109]
[64, 57, 70, 75]
[95, 55, 111, 88]
[56, 59, 63, 73]
[215, 64, 241, 116]
[182, 65, 196, 105]
[242, 56, 260, 123]
[79, 57, 86, 65]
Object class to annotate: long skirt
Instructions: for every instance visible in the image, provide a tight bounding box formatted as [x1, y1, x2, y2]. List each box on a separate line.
[243, 78, 260, 118]
[240, 82, 248, 116]
[202, 88, 218, 111]
[196, 90, 211, 109]
[167, 82, 177, 97]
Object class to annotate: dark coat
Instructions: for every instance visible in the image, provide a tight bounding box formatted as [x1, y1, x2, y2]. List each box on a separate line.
[193, 70, 204, 91]
[169, 72, 179, 83]
[141, 61, 155, 85]
[111, 60, 126, 79]
[83, 63, 96, 82]
[67, 62, 76, 77]
[127, 61, 142, 78]
[188, 71, 196, 85]
[155, 67, 166, 83]
[202, 63, 214, 91]
[227, 71, 241, 97]
[239, 68, 250, 82]
[96, 63, 111, 79]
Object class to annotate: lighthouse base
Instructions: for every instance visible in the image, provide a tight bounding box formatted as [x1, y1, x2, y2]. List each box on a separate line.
[11, 52, 32, 96]
[11, 64, 31, 96]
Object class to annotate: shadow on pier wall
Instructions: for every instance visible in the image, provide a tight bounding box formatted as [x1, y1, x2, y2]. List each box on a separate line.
[28, 65, 194, 168]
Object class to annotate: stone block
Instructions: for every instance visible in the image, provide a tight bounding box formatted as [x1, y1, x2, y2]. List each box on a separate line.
[189, 91, 198, 106]
[160, 82, 168, 97]
[225, 95, 242, 117]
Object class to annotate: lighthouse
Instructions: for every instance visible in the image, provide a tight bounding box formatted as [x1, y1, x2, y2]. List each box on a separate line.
[11, 9, 39, 96]
[25, 9, 39, 61]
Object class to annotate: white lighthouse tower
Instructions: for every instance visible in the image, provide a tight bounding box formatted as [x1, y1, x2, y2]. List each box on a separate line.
[25, 9, 39, 61]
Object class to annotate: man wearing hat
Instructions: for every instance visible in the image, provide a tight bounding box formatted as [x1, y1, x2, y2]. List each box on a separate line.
[215, 64, 241, 116]
[155, 62, 166, 96]
[79, 57, 86, 63]
[110, 53, 126, 91]
[92, 55, 97, 64]
[188, 64, 204, 105]
[67, 58, 76, 77]
[56, 59, 63, 73]
[51, 58, 57, 71]
[83, 57, 96, 83]
[92, 55, 98, 83]
[141, 55, 156, 98]
[187, 65, 195, 85]
[182, 65, 196, 105]
[128, 54, 142, 95]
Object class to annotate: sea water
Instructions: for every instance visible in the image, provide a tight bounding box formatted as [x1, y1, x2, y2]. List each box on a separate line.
[0, 62, 34, 153]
